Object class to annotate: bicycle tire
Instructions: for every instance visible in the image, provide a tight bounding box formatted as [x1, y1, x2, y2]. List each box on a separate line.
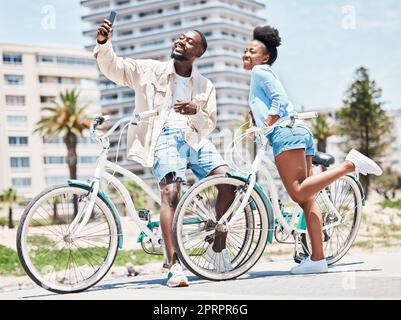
[17, 184, 119, 293]
[173, 174, 270, 281]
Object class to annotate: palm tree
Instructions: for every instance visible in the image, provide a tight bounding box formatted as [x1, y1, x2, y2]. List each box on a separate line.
[310, 114, 335, 154]
[0, 188, 18, 229]
[35, 89, 91, 180]
[34, 89, 91, 215]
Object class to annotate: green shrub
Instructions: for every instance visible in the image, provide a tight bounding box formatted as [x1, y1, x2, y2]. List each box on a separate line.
[0, 217, 7, 227]
[0, 245, 24, 276]
[379, 199, 401, 210]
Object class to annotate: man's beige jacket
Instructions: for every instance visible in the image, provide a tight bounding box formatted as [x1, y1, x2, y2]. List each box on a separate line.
[94, 41, 217, 168]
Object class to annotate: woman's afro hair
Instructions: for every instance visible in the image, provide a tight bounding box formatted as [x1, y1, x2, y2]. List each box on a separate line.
[253, 25, 281, 65]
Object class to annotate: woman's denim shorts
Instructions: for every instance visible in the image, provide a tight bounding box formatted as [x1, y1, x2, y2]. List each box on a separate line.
[267, 125, 315, 158]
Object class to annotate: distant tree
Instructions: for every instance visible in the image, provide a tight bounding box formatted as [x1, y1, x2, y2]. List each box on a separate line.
[373, 168, 401, 200]
[34, 89, 91, 215]
[34, 89, 91, 181]
[310, 114, 335, 154]
[336, 67, 392, 198]
[0, 188, 19, 229]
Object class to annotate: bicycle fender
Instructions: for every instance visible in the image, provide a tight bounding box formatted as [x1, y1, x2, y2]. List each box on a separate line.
[68, 179, 124, 249]
[226, 172, 275, 243]
[346, 174, 366, 205]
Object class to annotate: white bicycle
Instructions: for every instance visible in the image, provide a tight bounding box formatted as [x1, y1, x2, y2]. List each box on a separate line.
[172, 112, 364, 281]
[16, 110, 175, 293]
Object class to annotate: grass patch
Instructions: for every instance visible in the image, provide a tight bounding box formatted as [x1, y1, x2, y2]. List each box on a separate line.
[0, 244, 164, 277]
[29, 218, 68, 227]
[0, 245, 24, 276]
[0, 217, 7, 227]
[114, 250, 163, 266]
[379, 199, 401, 210]
[353, 240, 375, 250]
[389, 224, 401, 232]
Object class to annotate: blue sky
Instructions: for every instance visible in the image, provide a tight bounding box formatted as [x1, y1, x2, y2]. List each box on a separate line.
[1, 0, 400, 110]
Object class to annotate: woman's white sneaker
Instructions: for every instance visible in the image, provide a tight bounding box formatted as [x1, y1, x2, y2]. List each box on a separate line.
[290, 257, 328, 275]
[345, 149, 383, 176]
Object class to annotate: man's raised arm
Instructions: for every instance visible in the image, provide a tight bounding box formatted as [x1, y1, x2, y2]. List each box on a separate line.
[93, 19, 141, 88]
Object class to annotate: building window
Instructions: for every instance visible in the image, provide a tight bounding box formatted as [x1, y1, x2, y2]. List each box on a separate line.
[198, 63, 214, 69]
[139, 8, 163, 18]
[9, 136, 28, 146]
[116, 0, 130, 5]
[77, 136, 92, 144]
[38, 55, 54, 63]
[10, 157, 30, 168]
[118, 29, 133, 37]
[122, 91, 134, 99]
[5, 95, 25, 106]
[99, 80, 116, 89]
[140, 24, 163, 33]
[43, 136, 63, 144]
[79, 156, 97, 164]
[121, 14, 132, 21]
[45, 176, 68, 185]
[12, 178, 31, 188]
[101, 94, 118, 101]
[123, 106, 132, 115]
[44, 156, 65, 165]
[38, 55, 95, 66]
[3, 53, 22, 65]
[7, 115, 28, 126]
[140, 39, 165, 47]
[40, 96, 56, 103]
[4, 74, 24, 85]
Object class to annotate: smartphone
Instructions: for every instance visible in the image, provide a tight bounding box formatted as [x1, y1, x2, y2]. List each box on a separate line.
[108, 11, 117, 24]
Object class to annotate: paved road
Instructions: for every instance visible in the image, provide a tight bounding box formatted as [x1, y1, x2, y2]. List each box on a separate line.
[1, 250, 400, 300]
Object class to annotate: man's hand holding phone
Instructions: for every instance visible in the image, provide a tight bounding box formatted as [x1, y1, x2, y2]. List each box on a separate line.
[97, 11, 117, 44]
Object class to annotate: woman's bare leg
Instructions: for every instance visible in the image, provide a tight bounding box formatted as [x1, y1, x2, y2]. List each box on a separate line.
[302, 156, 324, 261]
[275, 150, 326, 260]
[275, 149, 355, 204]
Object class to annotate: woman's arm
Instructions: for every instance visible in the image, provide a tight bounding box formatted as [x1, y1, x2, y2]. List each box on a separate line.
[252, 66, 291, 127]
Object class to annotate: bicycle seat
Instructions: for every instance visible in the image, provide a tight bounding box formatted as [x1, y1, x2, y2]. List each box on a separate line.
[312, 152, 335, 167]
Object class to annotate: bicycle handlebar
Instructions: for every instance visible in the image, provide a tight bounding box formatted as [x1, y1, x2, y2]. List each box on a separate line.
[90, 109, 159, 141]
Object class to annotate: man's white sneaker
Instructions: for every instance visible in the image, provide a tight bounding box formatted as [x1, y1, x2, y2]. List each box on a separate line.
[290, 257, 328, 275]
[203, 245, 234, 273]
[345, 149, 383, 176]
[166, 263, 189, 287]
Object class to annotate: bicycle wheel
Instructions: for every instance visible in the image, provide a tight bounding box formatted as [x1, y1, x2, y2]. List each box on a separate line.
[17, 184, 119, 293]
[301, 175, 363, 265]
[173, 174, 270, 281]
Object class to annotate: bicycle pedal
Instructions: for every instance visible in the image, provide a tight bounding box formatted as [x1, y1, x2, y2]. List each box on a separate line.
[293, 252, 309, 264]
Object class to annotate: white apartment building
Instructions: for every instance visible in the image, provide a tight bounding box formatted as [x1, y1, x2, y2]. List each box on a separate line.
[0, 43, 101, 199]
[81, 0, 266, 184]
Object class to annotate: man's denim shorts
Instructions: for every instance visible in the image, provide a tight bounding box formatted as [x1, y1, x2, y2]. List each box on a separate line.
[152, 127, 227, 184]
[267, 125, 315, 158]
